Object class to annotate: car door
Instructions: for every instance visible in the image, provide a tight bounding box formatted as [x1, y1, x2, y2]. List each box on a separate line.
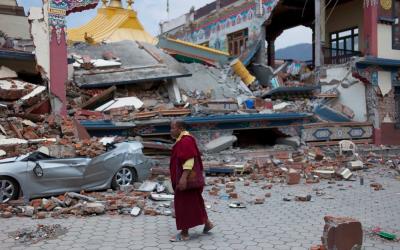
[82, 146, 124, 189]
[27, 158, 90, 197]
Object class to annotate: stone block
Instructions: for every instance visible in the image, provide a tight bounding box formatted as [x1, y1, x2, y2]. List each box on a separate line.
[83, 202, 105, 214]
[23, 206, 35, 217]
[276, 136, 300, 148]
[321, 216, 362, 250]
[204, 135, 237, 154]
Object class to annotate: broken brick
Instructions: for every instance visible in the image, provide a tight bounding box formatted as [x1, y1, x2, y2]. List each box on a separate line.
[144, 208, 159, 216]
[322, 216, 363, 250]
[44, 200, 57, 211]
[310, 245, 326, 250]
[262, 184, 273, 190]
[1, 211, 13, 218]
[30, 199, 42, 208]
[36, 212, 47, 219]
[23, 130, 39, 140]
[209, 190, 219, 196]
[229, 193, 238, 199]
[254, 198, 265, 204]
[370, 183, 383, 191]
[286, 169, 301, 185]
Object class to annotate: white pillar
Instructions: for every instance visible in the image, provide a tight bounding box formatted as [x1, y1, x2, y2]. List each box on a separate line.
[167, 79, 182, 103]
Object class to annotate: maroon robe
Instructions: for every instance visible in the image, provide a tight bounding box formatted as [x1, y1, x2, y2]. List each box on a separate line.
[170, 134, 208, 230]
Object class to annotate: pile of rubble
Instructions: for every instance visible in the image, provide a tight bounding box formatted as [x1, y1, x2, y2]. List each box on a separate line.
[0, 113, 110, 159]
[0, 176, 175, 219]
[63, 59, 319, 124]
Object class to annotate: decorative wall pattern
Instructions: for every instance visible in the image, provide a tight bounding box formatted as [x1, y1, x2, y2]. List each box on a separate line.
[48, 0, 99, 43]
[353, 65, 379, 85]
[365, 84, 381, 128]
[301, 125, 373, 142]
[169, 0, 278, 55]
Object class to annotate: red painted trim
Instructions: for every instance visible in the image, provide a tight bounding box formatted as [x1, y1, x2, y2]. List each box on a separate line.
[49, 29, 68, 116]
[363, 3, 378, 56]
[373, 128, 382, 145]
[66, 3, 99, 15]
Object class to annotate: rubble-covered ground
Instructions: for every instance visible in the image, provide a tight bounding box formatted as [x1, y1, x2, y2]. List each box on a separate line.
[0, 149, 399, 249]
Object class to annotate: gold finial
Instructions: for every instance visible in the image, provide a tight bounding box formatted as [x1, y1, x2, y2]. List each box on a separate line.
[127, 0, 134, 10]
[108, 0, 123, 8]
[101, 0, 108, 7]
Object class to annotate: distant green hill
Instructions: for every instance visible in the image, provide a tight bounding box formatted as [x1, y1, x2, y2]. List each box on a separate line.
[275, 43, 312, 62]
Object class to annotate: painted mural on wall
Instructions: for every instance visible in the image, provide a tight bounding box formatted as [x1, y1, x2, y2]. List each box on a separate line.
[48, 0, 99, 43]
[172, 0, 279, 55]
[353, 65, 379, 85]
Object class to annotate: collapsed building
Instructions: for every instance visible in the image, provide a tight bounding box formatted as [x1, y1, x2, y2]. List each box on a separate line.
[1, 0, 400, 161]
[160, 0, 400, 146]
[1, 3, 400, 235]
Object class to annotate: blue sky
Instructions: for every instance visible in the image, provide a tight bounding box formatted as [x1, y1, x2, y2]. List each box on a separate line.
[17, 0, 311, 50]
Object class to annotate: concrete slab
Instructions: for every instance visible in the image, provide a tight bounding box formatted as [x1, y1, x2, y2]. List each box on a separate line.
[205, 135, 238, 154]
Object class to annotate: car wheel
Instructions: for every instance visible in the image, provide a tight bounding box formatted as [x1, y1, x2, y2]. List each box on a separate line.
[111, 167, 137, 190]
[0, 177, 19, 203]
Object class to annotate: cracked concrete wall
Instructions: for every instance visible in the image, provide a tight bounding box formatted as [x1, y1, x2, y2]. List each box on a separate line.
[28, 5, 50, 81]
[50, 94, 64, 115]
[321, 65, 367, 122]
[366, 84, 380, 129]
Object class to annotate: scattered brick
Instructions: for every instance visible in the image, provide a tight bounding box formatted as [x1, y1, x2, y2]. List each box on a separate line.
[1, 211, 13, 218]
[229, 193, 238, 199]
[287, 169, 301, 185]
[322, 216, 363, 250]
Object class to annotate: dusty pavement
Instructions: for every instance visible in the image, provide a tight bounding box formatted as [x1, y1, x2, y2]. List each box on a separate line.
[1, 167, 399, 250]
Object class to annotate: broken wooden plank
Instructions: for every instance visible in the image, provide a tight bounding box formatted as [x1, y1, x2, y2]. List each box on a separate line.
[158, 108, 191, 116]
[307, 139, 373, 147]
[134, 111, 158, 120]
[80, 85, 116, 110]
[9, 122, 23, 139]
[136, 41, 163, 63]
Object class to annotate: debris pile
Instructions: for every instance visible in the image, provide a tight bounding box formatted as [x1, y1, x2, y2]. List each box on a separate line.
[0, 114, 110, 159]
[9, 224, 67, 244]
[0, 178, 175, 219]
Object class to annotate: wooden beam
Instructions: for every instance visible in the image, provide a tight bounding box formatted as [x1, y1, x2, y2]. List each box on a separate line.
[80, 85, 116, 110]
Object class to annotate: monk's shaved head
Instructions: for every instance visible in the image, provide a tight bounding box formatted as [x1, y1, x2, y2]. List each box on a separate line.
[170, 119, 186, 139]
[172, 119, 186, 130]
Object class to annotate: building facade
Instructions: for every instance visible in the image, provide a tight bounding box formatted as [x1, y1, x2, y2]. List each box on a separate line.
[161, 0, 400, 145]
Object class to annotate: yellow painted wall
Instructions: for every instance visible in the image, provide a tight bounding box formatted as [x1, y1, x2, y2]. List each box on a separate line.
[325, 0, 364, 51]
[377, 23, 400, 60]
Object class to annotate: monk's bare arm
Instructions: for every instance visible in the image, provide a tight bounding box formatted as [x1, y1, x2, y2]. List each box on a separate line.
[177, 170, 190, 190]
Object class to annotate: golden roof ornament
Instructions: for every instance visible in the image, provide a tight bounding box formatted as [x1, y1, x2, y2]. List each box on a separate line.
[101, 0, 108, 8]
[109, 0, 123, 8]
[380, 0, 392, 10]
[127, 0, 134, 10]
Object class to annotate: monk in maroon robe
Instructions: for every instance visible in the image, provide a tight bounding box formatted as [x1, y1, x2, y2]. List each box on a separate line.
[169, 120, 214, 242]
